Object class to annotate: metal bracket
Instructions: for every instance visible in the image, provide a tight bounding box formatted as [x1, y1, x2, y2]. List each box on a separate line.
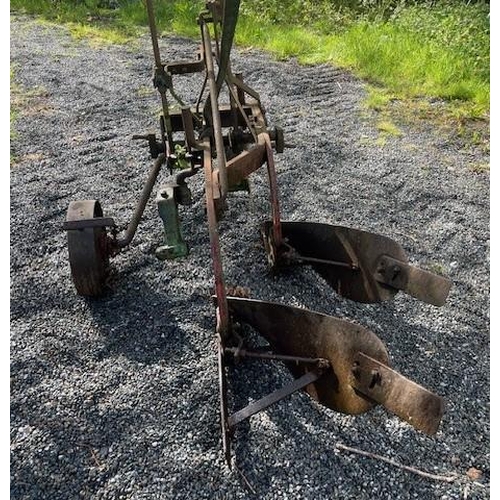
[224, 346, 329, 368]
[227, 369, 324, 428]
[63, 217, 116, 231]
[268, 126, 285, 153]
[166, 48, 205, 75]
[153, 65, 172, 94]
[132, 133, 165, 159]
[281, 242, 359, 270]
[220, 339, 330, 458]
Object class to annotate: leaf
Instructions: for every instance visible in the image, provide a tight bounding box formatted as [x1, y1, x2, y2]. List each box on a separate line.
[466, 467, 482, 481]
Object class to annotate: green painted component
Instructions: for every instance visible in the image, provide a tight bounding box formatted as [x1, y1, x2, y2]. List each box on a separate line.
[155, 185, 189, 260]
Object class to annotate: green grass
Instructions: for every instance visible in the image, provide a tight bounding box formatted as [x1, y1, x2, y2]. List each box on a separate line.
[236, 3, 489, 118]
[469, 162, 489, 174]
[10, 0, 489, 127]
[10, 0, 201, 41]
[332, 15, 488, 115]
[377, 120, 402, 137]
[235, 3, 488, 124]
[238, 1, 489, 143]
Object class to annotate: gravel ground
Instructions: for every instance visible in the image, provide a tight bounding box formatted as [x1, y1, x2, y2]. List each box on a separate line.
[10, 16, 490, 500]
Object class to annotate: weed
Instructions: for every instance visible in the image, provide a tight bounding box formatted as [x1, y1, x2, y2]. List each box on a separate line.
[429, 262, 446, 276]
[10, 66, 20, 139]
[377, 120, 402, 137]
[137, 86, 155, 97]
[11, 66, 52, 143]
[469, 162, 489, 174]
[364, 86, 397, 111]
[68, 22, 131, 45]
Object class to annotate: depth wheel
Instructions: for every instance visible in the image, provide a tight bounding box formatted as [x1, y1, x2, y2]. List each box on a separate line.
[66, 200, 110, 297]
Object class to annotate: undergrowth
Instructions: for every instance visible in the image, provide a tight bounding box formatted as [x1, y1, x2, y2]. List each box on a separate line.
[10, 0, 490, 139]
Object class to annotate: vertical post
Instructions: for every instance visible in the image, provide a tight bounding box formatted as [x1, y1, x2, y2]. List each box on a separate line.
[202, 139, 229, 338]
[201, 20, 228, 198]
[144, 0, 174, 155]
[264, 134, 283, 246]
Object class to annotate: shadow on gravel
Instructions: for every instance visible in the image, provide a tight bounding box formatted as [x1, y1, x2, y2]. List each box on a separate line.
[11, 271, 218, 500]
[11, 393, 174, 499]
[84, 273, 201, 365]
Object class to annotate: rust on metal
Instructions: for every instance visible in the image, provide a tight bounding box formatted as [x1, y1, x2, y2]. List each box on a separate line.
[226, 134, 266, 187]
[63, 217, 115, 231]
[180, 107, 199, 151]
[115, 154, 166, 249]
[66, 200, 110, 297]
[263, 221, 452, 306]
[227, 297, 444, 434]
[351, 352, 444, 435]
[224, 346, 330, 367]
[144, 0, 174, 154]
[64, 0, 451, 465]
[203, 138, 229, 337]
[201, 19, 228, 198]
[375, 254, 452, 307]
[227, 297, 389, 415]
[166, 48, 205, 75]
[263, 134, 283, 248]
[217, 335, 231, 465]
[161, 104, 254, 131]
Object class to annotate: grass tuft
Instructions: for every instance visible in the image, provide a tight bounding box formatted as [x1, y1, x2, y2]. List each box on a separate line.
[67, 22, 131, 45]
[377, 120, 402, 137]
[469, 162, 489, 174]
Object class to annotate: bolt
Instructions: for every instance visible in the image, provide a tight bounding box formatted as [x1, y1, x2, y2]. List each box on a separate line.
[369, 370, 382, 389]
[391, 265, 401, 281]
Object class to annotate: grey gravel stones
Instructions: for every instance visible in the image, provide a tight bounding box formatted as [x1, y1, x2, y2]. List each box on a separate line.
[11, 16, 489, 500]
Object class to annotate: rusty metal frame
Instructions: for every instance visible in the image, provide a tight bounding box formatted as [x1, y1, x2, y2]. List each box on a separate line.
[64, 0, 451, 468]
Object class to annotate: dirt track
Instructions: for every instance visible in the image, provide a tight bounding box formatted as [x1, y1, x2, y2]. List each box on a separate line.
[10, 16, 489, 499]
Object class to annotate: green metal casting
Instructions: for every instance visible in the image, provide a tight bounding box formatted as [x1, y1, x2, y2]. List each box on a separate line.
[155, 185, 189, 260]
